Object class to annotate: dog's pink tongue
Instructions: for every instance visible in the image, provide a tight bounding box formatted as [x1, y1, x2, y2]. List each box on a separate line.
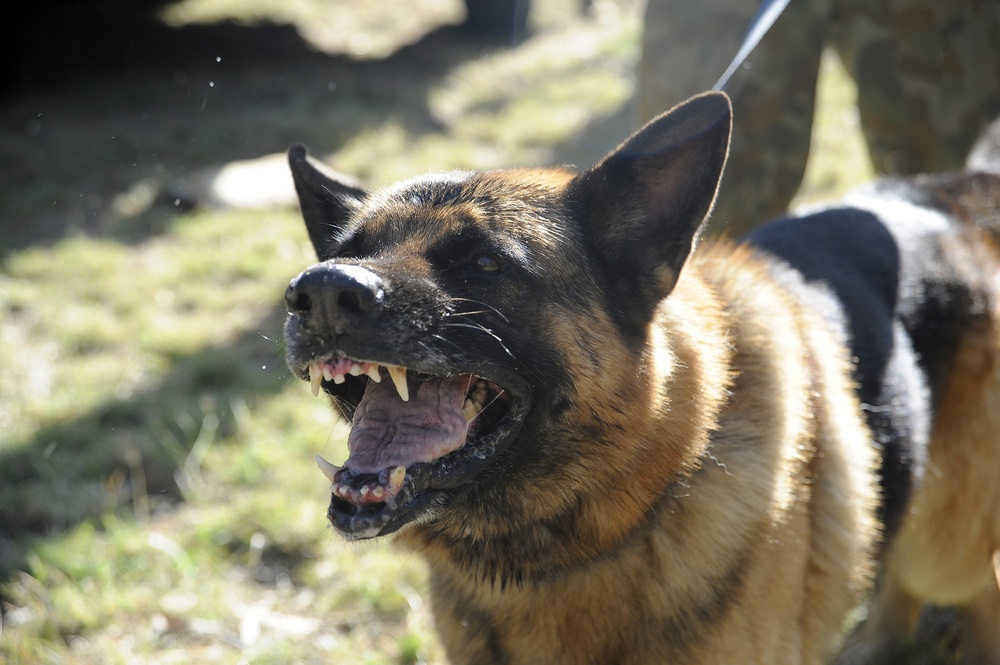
[345, 374, 472, 474]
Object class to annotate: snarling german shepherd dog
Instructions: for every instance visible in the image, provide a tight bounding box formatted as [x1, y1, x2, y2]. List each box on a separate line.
[281, 92, 1000, 664]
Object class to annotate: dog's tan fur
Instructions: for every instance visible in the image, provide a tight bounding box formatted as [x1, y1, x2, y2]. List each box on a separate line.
[283, 92, 1000, 663]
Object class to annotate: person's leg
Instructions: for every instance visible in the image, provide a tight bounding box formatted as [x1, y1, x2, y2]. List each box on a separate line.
[833, 0, 1000, 176]
[636, 0, 830, 237]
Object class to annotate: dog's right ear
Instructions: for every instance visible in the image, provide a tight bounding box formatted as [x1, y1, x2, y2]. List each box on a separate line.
[287, 144, 368, 261]
[569, 91, 732, 332]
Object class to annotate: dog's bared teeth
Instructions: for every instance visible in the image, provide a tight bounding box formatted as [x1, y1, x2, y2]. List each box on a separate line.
[366, 365, 382, 382]
[462, 380, 490, 422]
[333, 374, 346, 384]
[471, 380, 488, 405]
[309, 363, 322, 397]
[387, 365, 410, 402]
[321, 365, 334, 381]
[315, 454, 342, 483]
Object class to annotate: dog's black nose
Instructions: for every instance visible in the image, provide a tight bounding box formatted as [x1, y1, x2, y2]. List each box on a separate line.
[285, 263, 384, 326]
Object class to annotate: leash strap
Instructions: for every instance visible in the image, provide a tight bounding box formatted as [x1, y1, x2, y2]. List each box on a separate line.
[712, 0, 792, 92]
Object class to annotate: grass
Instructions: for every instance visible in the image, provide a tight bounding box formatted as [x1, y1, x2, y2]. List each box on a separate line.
[0, 0, 896, 663]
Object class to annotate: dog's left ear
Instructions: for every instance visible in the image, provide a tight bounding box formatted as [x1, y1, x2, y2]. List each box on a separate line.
[287, 145, 369, 261]
[570, 91, 731, 327]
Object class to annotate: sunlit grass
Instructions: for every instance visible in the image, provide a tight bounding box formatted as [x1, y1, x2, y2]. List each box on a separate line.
[160, 0, 465, 58]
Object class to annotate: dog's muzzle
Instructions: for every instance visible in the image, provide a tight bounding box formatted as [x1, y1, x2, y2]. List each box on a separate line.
[283, 260, 531, 539]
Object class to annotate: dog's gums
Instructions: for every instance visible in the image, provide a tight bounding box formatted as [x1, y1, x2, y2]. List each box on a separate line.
[307, 358, 387, 397]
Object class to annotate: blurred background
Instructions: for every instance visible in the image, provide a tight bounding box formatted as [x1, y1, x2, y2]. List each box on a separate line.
[0, 0, 870, 662]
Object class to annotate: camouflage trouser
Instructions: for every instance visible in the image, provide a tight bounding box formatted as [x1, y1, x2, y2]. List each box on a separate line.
[636, 0, 1000, 237]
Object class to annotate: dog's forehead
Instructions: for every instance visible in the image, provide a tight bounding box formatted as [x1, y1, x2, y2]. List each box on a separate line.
[375, 168, 570, 212]
[385, 170, 477, 205]
[350, 168, 576, 247]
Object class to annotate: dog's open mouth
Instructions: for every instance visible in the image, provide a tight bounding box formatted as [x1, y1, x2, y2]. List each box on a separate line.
[299, 358, 528, 539]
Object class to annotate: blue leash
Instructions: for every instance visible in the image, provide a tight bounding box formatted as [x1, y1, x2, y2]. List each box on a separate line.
[712, 0, 792, 92]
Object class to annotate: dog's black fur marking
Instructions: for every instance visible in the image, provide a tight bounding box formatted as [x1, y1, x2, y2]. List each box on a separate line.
[746, 210, 919, 539]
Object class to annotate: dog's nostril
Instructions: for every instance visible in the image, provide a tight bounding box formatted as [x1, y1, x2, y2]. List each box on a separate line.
[285, 283, 312, 314]
[338, 287, 375, 313]
[293, 292, 312, 312]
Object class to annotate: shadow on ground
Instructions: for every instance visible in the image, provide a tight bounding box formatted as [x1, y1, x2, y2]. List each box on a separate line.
[0, 0, 531, 256]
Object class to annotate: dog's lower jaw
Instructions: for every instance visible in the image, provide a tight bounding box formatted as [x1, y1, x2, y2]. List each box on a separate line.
[328, 481, 445, 540]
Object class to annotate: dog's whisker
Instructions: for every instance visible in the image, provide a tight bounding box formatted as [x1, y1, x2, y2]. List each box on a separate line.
[477, 388, 506, 420]
[447, 297, 510, 323]
[429, 333, 465, 354]
[447, 310, 494, 317]
[442, 322, 516, 360]
[444, 322, 514, 357]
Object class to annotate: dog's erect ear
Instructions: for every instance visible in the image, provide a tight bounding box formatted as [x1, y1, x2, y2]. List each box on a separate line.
[570, 91, 731, 328]
[287, 144, 368, 261]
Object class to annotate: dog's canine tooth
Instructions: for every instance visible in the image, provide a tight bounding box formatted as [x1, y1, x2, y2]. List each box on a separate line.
[387, 365, 410, 401]
[366, 364, 382, 382]
[309, 363, 322, 397]
[388, 465, 406, 490]
[464, 399, 480, 422]
[315, 454, 342, 484]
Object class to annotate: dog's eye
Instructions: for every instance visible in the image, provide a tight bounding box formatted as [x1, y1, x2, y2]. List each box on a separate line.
[471, 253, 502, 274]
